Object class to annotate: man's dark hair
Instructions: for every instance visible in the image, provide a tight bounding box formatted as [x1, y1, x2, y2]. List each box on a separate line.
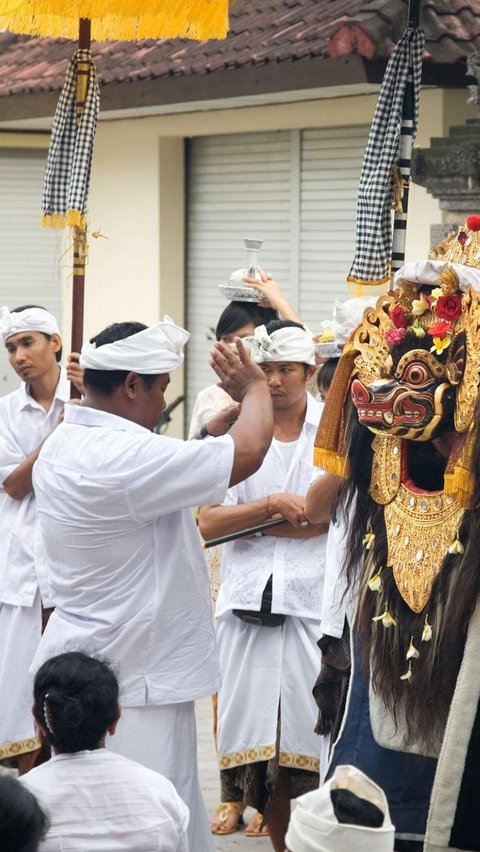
[12, 304, 62, 363]
[83, 321, 158, 395]
[34, 651, 119, 754]
[0, 775, 49, 851]
[265, 318, 305, 335]
[215, 301, 278, 341]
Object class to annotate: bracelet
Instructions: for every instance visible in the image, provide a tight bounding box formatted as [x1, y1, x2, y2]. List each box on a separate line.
[266, 495, 273, 518]
[199, 423, 210, 440]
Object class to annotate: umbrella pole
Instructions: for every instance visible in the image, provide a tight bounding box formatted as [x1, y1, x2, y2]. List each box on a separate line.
[70, 17, 91, 397]
[390, 0, 421, 290]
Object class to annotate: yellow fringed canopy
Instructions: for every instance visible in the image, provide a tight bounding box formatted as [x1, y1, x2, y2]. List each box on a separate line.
[0, 0, 229, 40]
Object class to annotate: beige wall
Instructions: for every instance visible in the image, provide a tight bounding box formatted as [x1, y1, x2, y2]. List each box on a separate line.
[50, 87, 474, 435]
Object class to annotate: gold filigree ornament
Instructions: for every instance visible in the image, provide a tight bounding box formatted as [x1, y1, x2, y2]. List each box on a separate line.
[455, 286, 480, 433]
[353, 293, 396, 385]
[385, 487, 464, 613]
[370, 435, 465, 613]
[370, 435, 402, 505]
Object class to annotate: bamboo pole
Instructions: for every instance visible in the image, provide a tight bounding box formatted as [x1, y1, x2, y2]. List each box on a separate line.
[70, 17, 91, 397]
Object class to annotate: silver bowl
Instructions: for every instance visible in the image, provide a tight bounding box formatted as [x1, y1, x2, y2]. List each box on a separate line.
[314, 342, 341, 359]
[218, 284, 264, 303]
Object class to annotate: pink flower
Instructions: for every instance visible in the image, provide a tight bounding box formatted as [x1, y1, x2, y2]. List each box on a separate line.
[385, 328, 405, 346]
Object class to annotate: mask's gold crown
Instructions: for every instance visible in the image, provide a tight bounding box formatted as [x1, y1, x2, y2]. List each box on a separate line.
[429, 215, 480, 269]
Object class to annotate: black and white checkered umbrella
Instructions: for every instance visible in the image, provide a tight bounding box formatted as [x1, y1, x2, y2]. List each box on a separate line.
[347, 26, 425, 291]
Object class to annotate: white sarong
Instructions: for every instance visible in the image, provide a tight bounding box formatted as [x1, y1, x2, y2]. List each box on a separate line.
[216, 611, 323, 774]
[0, 591, 41, 759]
[106, 700, 213, 852]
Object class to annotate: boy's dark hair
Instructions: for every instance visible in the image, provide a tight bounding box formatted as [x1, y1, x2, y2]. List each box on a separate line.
[215, 301, 278, 341]
[265, 318, 305, 335]
[0, 775, 48, 852]
[83, 321, 158, 395]
[34, 651, 119, 753]
[317, 358, 339, 394]
[12, 304, 62, 363]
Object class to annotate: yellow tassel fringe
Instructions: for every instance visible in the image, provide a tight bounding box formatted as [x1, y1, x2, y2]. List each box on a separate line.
[0, 1, 229, 41]
[346, 273, 390, 298]
[41, 210, 87, 229]
[444, 466, 474, 508]
[313, 447, 349, 477]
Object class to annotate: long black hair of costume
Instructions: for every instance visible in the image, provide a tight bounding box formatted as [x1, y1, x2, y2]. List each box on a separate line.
[339, 396, 480, 751]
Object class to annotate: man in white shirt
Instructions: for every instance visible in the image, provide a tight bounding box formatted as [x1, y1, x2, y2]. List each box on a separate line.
[199, 321, 339, 849]
[31, 317, 273, 852]
[0, 305, 68, 770]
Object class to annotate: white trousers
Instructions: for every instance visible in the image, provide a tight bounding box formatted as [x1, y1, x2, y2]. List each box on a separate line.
[107, 701, 214, 852]
[0, 591, 41, 758]
[216, 611, 323, 774]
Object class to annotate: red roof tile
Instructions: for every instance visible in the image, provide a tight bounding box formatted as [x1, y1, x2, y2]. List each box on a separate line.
[0, 0, 478, 99]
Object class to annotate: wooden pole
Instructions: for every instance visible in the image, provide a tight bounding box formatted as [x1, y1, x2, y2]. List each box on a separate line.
[390, 0, 421, 290]
[70, 17, 91, 397]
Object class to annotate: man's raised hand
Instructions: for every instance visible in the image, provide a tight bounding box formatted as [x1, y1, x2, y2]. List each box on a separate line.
[209, 338, 267, 402]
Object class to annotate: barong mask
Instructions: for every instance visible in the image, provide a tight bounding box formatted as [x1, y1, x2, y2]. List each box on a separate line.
[314, 216, 480, 752]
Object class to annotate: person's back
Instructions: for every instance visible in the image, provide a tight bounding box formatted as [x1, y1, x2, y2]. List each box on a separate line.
[22, 749, 189, 851]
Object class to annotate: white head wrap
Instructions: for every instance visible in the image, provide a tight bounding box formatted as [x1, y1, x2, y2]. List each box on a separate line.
[0, 305, 60, 343]
[394, 259, 480, 293]
[80, 316, 189, 373]
[245, 324, 316, 365]
[285, 766, 395, 852]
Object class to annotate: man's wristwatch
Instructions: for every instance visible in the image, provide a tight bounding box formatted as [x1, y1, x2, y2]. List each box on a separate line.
[199, 423, 211, 439]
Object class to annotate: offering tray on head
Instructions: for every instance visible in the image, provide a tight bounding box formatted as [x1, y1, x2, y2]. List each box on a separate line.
[218, 238, 264, 302]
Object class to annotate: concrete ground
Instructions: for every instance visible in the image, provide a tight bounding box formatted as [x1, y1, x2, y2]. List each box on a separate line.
[196, 697, 270, 852]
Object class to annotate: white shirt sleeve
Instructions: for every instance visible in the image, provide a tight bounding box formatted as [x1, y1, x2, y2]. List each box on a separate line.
[0, 406, 25, 487]
[188, 385, 232, 439]
[127, 432, 235, 522]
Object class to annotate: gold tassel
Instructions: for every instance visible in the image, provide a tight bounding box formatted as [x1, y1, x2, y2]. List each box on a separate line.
[314, 348, 357, 470]
[0, 1, 229, 41]
[346, 273, 390, 297]
[444, 466, 474, 508]
[41, 210, 87, 230]
[313, 448, 349, 477]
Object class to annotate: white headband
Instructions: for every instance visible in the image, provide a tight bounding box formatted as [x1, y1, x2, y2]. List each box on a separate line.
[1, 306, 60, 343]
[245, 324, 316, 365]
[80, 317, 189, 373]
[285, 766, 395, 852]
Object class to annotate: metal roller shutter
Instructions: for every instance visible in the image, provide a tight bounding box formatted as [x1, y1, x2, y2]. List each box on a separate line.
[185, 125, 369, 425]
[0, 149, 61, 395]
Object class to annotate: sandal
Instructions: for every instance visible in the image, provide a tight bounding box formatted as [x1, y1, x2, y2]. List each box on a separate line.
[211, 801, 245, 836]
[244, 811, 269, 837]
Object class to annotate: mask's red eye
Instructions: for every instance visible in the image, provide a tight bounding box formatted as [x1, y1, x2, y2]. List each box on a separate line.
[404, 364, 428, 385]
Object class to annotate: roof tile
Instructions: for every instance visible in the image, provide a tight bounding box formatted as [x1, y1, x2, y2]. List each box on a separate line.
[0, 0, 478, 97]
